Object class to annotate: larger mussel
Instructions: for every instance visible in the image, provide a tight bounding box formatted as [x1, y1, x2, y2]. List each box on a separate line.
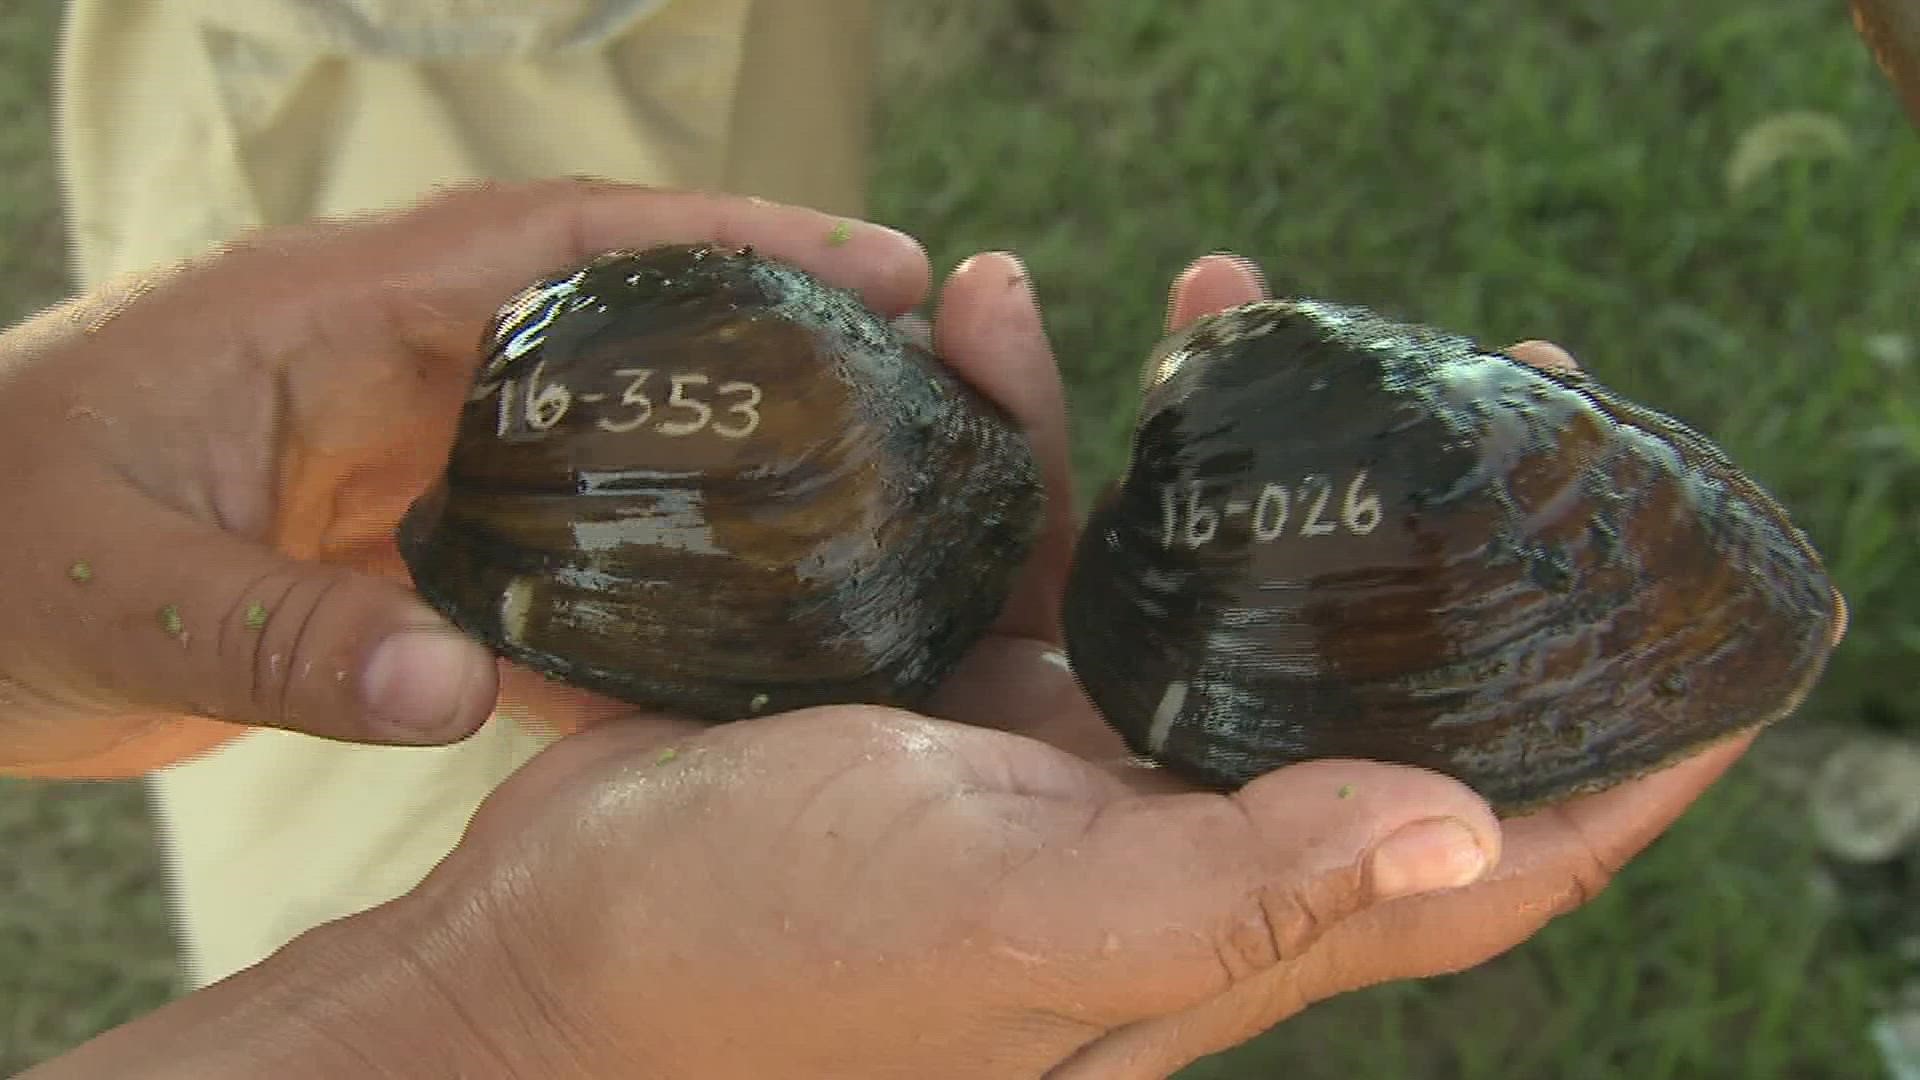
[1063, 300, 1844, 814]
[399, 244, 1043, 721]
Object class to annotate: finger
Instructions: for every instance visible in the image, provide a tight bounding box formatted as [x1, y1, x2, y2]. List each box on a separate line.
[357, 180, 929, 354]
[1062, 734, 1754, 1077]
[315, 177, 928, 316]
[932, 251, 1075, 642]
[935, 253, 1267, 745]
[1296, 733, 1753, 990]
[1165, 253, 1269, 331]
[82, 179, 933, 410]
[11, 476, 497, 745]
[994, 760, 1499, 1030]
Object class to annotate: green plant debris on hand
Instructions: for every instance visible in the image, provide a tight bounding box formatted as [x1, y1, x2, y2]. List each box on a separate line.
[66, 560, 90, 583]
[244, 602, 268, 630]
[157, 604, 183, 638]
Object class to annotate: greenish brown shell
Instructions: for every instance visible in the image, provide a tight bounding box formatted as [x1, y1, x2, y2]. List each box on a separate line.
[1064, 300, 1842, 814]
[399, 244, 1044, 721]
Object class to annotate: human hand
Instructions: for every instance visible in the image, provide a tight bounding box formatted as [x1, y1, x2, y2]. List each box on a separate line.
[916, 252, 1770, 1072]
[0, 180, 930, 777]
[27, 677, 1757, 1080]
[339, 704, 1514, 1078]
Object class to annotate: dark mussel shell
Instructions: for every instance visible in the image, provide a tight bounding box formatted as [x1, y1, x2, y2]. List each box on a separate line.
[1063, 300, 1843, 814]
[399, 244, 1043, 721]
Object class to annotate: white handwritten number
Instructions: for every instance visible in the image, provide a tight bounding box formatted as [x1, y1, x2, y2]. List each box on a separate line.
[712, 381, 763, 439]
[1159, 482, 1220, 549]
[1342, 470, 1382, 534]
[496, 378, 516, 436]
[1253, 483, 1289, 541]
[1300, 476, 1336, 536]
[524, 361, 572, 431]
[500, 368, 765, 439]
[1163, 472, 1383, 547]
[656, 374, 714, 436]
[596, 368, 655, 433]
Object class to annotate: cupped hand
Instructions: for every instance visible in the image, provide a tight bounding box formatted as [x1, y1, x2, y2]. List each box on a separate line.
[0, 179, 930, 776]
[381, 704, 1504, 1078]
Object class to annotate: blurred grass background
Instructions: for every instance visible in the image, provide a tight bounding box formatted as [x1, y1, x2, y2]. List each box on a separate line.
[3, 0, 1917, 1075]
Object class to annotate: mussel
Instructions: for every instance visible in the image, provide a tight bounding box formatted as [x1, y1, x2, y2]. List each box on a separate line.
[398, 244, 1043, 721]
[1063, 300, 1844, 814]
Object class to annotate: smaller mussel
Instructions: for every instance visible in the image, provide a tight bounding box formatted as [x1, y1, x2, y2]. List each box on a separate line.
[399, 244, 1043, 721]
[1064, 300, 1844, 814]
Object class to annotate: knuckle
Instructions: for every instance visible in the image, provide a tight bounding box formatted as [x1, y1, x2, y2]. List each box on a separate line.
[1552, 844, 1618, 918]
[219, 570, 348, 726]
[1213, 881, 1324, 985]
[1543, 805, 1625, 919]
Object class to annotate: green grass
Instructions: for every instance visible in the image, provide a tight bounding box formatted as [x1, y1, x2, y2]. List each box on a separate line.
[0, 3, 66, 322]
[0, 780, 177, 1075]
[874, 0, 1920, 739]
[2, 0, 1915, 1074]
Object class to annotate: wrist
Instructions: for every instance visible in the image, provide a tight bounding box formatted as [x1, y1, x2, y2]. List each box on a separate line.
[25, 895, 554, 1079]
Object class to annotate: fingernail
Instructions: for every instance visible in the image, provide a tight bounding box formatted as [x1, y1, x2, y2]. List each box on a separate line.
[1206, 250, 1267, 293]
[992, 250, 1029, 285]
[956, 249, 1020, 286]
[1368, 817, 1491, 900]
[873, 221, 921, 249]
[362, 628, 487, 743]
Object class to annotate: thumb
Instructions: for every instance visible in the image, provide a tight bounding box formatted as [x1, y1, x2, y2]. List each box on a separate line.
[13, 480, 496, 746]
[1002, 760, 1500, 1029]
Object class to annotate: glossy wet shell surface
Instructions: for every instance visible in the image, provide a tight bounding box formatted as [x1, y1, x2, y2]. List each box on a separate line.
[400, 245, 1043, 721]
[1064, 300, 1841, 813]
